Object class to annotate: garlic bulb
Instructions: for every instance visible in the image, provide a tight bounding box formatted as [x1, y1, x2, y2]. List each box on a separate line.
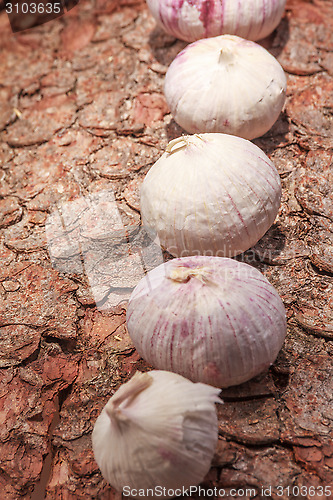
[164, 35, 287, 139]
[140, 133, 281, 258]
[92, 370, 220, 498]
[127, 257, 287, 388]
[147, 0, 286, 42]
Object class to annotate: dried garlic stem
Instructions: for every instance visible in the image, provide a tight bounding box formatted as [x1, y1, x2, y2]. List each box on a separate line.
[168, 266, 211, 284]
[105, 372, 153, 421]
[218, 48, 234, 65]
[166, 137, 189, 154]
[166, 135, 205, 155]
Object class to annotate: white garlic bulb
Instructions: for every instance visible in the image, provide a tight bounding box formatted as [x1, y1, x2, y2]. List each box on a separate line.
[140, 133, 281, 258]
[92, 370, 220, 498]
[127, 257, 287, 388]
[147, 0, 286, 42]
[164, 35, 287, 140]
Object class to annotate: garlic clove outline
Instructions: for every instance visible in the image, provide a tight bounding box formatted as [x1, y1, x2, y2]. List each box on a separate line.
[92, 370, 221, 498]
[164, 35, 287, 140]
[126, 256, 287, 388]
[146, 0, 287, 43]
[140, 133, 282, 258]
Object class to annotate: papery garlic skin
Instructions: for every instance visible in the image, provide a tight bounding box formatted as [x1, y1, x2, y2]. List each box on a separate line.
[164, 35, 287, 140]
[140, 133, 281, 258]
[92, 371, 220, 498]
[147, 0, 286, 42]
[127, 257, 287, 388]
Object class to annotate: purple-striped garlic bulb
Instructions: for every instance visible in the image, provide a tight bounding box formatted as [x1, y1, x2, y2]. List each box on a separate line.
[146, 0, 286, 42]
[127, 257, 287, 388]
[140, 133, 281, 258]
[164, 35, 287, 140]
